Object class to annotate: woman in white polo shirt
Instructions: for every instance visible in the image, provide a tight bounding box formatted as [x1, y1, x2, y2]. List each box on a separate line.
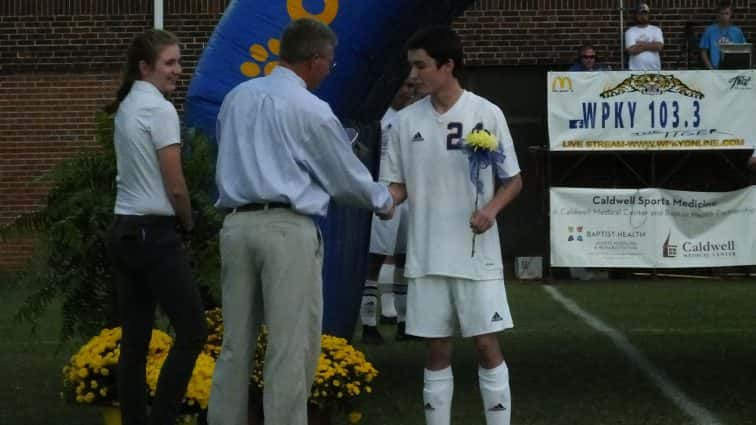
[105, 29, 206, 425]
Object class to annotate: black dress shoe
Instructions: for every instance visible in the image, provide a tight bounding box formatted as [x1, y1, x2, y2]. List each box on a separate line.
[362, 325, 384, 344]
[380, 315, 397, 325]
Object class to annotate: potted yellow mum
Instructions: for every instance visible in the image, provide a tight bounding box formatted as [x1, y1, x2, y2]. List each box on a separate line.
[249, 326, 378, 425]
[62, 325, 216, 424]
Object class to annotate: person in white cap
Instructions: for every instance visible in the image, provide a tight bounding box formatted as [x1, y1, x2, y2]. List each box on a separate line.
[625, 2, 664, 70]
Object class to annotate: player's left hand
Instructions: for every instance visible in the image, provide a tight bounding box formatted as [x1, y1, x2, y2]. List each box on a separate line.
[470, 207, 496, 234]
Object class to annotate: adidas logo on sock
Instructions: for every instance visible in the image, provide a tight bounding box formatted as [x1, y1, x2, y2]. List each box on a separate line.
[411, 132, 425, 142]
[424, 402, 435, 411]
[491, 312, 503, 322]
[488, 403, 508, 412]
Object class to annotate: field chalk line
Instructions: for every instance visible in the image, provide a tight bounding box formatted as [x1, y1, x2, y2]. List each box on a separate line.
[543, 285, 723, 425]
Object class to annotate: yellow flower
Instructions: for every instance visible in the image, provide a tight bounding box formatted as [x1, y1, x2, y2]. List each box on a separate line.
[348, 411, 363, 424]
[100, 388, 108, 397]
[465, 129, 498, 151]
[84, 392, 95, 403]
[77, 368, 89, 379]
[90, 380, 98, 389]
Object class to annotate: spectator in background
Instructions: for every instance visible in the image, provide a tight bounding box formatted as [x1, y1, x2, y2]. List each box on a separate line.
[700, 1, 747, 69]
[569, 44, 609, 71]
[625, 2, 664, 70]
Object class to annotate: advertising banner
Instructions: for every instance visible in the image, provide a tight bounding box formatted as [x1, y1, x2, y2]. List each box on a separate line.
[550, 187, 756, 268]
[548, 70, 756, 151]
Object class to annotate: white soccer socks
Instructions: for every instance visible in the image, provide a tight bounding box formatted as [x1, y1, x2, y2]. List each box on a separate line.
[479, 361, 511, 425]
[392, 268, 407, 323]
[378, 264, 397, 319]
[422, 363, 509, 425]
[360, 280, 379, 327]
[423, 367, 453, 425]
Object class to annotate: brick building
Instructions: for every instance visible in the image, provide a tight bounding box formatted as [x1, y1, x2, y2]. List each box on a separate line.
[1, 0, 754, 270]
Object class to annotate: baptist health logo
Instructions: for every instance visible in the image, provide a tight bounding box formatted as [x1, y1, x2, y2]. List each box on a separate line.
[662, 231, 678, 258]
[240, 0, 339, 78]
[567, 226, 584, 242]
[552, 76, 573, 93]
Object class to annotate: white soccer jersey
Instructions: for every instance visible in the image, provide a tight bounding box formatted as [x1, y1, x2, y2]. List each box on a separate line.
[381, 90, 520, 280]
[382, 107, 399, 130]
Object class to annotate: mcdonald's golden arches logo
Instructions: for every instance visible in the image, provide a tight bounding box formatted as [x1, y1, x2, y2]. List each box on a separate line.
[552, 76, 573, 93]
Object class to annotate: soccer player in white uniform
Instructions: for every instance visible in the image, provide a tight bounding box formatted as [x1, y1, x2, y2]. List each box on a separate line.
[361, 78, 416, 343]
[381, 27, 522, 425]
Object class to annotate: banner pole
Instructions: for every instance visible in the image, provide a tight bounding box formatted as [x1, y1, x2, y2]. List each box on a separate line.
[619, 0, 625, 70]
[154, 0, 164, 30]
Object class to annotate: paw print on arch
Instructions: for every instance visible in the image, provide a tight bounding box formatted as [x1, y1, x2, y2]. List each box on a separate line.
[239, 0, 339, 79]
[240, 38, 281, 78]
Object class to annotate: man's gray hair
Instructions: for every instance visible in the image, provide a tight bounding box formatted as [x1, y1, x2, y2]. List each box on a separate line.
[280, 18, 337, 63]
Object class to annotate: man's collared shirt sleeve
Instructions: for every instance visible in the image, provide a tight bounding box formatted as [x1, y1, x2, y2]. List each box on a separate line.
[298, 115, 392, 214]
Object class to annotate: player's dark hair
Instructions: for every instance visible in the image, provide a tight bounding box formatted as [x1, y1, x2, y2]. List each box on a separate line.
[406, 26, 464, 79]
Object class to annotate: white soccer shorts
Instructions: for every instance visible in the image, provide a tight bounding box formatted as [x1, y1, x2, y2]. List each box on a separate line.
[406, 275, 514, 338]
[368, 202, 408, 255]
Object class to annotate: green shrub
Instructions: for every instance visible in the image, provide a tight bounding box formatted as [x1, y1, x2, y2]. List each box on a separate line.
[0, 112, 220, 340]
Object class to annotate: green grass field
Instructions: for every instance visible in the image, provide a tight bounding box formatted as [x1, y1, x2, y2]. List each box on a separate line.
[2, 273, 755, 425]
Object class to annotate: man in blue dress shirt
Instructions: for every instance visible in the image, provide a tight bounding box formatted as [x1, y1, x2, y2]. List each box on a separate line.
[700, 1, 747, 69]
[208, 18, 397, 425]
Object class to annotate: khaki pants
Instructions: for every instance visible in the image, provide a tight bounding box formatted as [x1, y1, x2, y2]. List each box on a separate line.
[208, 208, 323, 425]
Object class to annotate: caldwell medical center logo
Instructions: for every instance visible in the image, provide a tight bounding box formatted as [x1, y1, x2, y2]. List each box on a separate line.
[662, 230, 737, 259]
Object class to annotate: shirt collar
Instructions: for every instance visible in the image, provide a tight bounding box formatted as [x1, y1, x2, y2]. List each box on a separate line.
[132, 80, 164, 97]
[271, 66, 307, 89]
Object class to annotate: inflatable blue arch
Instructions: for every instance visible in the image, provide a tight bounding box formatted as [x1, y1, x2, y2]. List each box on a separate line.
[185, 0, 475, 338]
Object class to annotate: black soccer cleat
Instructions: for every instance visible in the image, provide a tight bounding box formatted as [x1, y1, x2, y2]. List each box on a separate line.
[395, 322, 423, 341]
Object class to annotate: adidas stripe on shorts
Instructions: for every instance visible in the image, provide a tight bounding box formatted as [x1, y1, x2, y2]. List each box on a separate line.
[406, 275, 513, 338]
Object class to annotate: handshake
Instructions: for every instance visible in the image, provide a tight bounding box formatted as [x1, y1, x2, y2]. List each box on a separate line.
[377, 183, 406, 220]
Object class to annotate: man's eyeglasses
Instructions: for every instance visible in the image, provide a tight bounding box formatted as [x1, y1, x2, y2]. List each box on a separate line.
[581, 55, 597, 59]
[314, 54, 337, 71]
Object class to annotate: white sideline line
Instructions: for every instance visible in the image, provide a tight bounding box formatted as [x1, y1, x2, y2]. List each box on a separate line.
[543, 285, 724, 425]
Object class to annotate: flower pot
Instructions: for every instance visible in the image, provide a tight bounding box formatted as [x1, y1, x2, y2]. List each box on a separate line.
[100, 406, 198, 425]
[101, 406, 122, 425]
[245, 403, 330, 425]
[307, 404, 331, 425]
[247, 393, 264, 425]
[178, 414, 199, 425]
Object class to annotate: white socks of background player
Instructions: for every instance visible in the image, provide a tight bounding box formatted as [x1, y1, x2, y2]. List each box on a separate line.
[392, 267, 407, 323]
[378, 264, 397, 318]
[423, 367, 453, 425]
[479, 361, 511, 425]
[360, 280, 379, 327]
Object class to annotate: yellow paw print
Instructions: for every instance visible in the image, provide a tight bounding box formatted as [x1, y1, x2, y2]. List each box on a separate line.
[240, 38, 280, 78]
